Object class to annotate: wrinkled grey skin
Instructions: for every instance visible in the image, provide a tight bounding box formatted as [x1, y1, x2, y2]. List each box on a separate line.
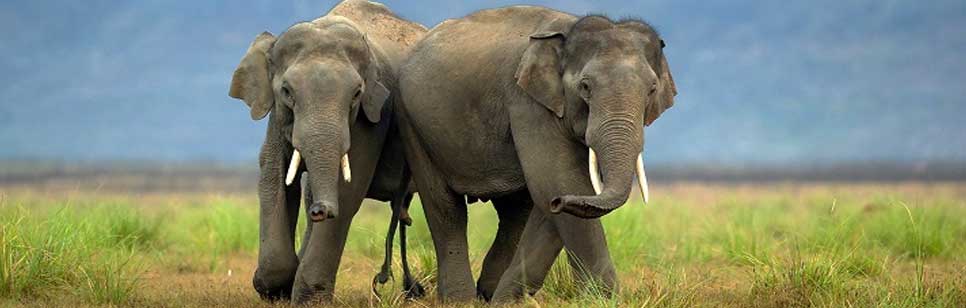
[228, 0, 426, 304]
[398, 6, 676, 302]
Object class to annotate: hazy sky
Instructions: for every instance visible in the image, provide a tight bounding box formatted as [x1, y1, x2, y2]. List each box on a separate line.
[1, 0, 964, 164]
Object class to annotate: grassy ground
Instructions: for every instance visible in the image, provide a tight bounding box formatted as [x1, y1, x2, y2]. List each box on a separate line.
[1, 182, 964, 307]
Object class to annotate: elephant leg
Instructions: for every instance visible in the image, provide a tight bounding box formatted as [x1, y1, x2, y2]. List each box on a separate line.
[414, 182, 474, 300]
[371, 193, 402, 296]
[399, 194, 426, 299]
[490, 101, 618, 302]
[253, 150, 302, 301]
[298, 176, 313, 259]
[398, 118, 475, 301]
[289, 197, 364, 304]
[491, 195, 617, 303]
[555, 215, 617, 294]
[476, 189, 532, 301]
[491, 206, 564, 302]
[399, 203, 414, 226]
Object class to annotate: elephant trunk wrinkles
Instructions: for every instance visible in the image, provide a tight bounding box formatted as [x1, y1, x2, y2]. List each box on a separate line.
[300, 133, 344, 222]
[551, 114, 643, 219]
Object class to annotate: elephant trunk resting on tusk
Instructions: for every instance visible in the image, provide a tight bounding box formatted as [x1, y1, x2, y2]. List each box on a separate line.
[587, 148, 649, 204]
[549, 148, 649, 218]
[284, 150, 351, 186]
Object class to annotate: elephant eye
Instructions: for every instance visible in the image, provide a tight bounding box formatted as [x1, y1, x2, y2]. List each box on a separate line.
[281, 84, 295, 103]
[660, 39, 666, 49]
[353, 86, 363, 101]
[578, 79, 592, 99]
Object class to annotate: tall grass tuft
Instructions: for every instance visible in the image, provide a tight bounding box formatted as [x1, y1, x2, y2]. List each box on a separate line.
[0, 204, 145, 305]
[76, 250, 141, 304]
[96, 204, 165, 249]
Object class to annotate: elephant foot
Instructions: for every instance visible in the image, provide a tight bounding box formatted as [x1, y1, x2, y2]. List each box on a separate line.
[403, 277, 426, 299]
[400, 209, 413, 226]
[252, 267, 295, 301]
[290, 277, 334, 305]
[253, 279, 292, 301]
[476, 285, 494, 302]
[370, 270, 392, 297]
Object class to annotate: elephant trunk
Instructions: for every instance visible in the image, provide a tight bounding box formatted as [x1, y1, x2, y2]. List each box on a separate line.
[292, 124, 349, 222]
[550, 114, 643, 218]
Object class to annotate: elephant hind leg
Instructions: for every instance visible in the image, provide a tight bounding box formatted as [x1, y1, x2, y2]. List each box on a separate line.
[398, 116, 475, 301]
[399, 205, 414, 226]
[398, 202, 426, 299]
[476, 189, 533, 301]
[414, 177, 474, 300]
[371, 194, 401, 296]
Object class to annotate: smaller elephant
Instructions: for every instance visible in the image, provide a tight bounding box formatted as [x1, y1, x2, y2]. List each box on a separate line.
[227, 0, 427, 303]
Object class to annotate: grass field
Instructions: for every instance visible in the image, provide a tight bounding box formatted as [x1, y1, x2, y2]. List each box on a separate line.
[1, 182, 964, 307]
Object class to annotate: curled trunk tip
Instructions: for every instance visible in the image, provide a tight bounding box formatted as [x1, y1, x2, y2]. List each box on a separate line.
[549, 195, 617, 218]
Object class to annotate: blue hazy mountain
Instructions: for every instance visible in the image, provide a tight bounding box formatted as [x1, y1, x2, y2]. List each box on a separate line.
[1, 0, 964, 165]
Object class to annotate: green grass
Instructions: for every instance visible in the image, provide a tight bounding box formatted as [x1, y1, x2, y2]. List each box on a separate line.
[0, 204, 145, 305]
[1, 183, 964, 307]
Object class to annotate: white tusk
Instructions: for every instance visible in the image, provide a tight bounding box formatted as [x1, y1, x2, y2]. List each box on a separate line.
[341, 153, 351, 183]
[636, 153, 649, 204]
[285, 150, 301, 186]
[588, 148, 602, 195]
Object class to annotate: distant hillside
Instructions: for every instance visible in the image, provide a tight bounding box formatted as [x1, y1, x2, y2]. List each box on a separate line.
[1, 0, 964, 164]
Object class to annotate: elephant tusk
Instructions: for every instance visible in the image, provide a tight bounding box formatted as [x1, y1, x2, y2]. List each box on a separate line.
[285, 150, 301, 186]
[341, 153, 352, 183]
[588, 148, 602, 195]
[636, 153, 649, 204]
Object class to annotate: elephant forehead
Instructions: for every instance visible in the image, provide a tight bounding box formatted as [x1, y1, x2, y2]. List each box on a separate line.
[275, 23, 366, 57]
[572, 29, 653, 53]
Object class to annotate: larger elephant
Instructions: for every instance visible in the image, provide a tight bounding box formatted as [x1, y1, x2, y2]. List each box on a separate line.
[397, 6, 676, 302]
[228, 0, 426, 304]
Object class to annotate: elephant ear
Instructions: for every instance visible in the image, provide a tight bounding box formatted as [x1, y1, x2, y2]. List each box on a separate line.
[229, 31, 276, 121]
[362, 78, 389, 123]
[645, 55, 677, 126]
[515, 31, 567, 118]
[360, 36, 390, 123]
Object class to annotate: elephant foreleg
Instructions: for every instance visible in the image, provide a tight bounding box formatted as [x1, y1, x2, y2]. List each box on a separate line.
[476, 189, 532, 301]
[298, 176, 313, 259]
[490, 101, 618, 302]
[491, 207, 564, 302]
[253, 125, 302, 301]
[290, 197, 364, 304]
[556, 214, 617, 294]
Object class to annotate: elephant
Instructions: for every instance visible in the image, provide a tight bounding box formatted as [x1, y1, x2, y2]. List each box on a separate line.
[396, 6, 676, 302]
[227, 0, 426, 303]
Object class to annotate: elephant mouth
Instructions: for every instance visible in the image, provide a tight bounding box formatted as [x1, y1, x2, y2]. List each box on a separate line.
[284, 149, 351, 186]
[585, 148, 649, 204]
[283, 148, 351, 223]
[548, 146, 649, 219]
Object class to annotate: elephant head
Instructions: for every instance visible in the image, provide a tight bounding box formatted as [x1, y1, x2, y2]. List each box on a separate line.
[515, 15, 677, 218]
[230, 18, 389, 222]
